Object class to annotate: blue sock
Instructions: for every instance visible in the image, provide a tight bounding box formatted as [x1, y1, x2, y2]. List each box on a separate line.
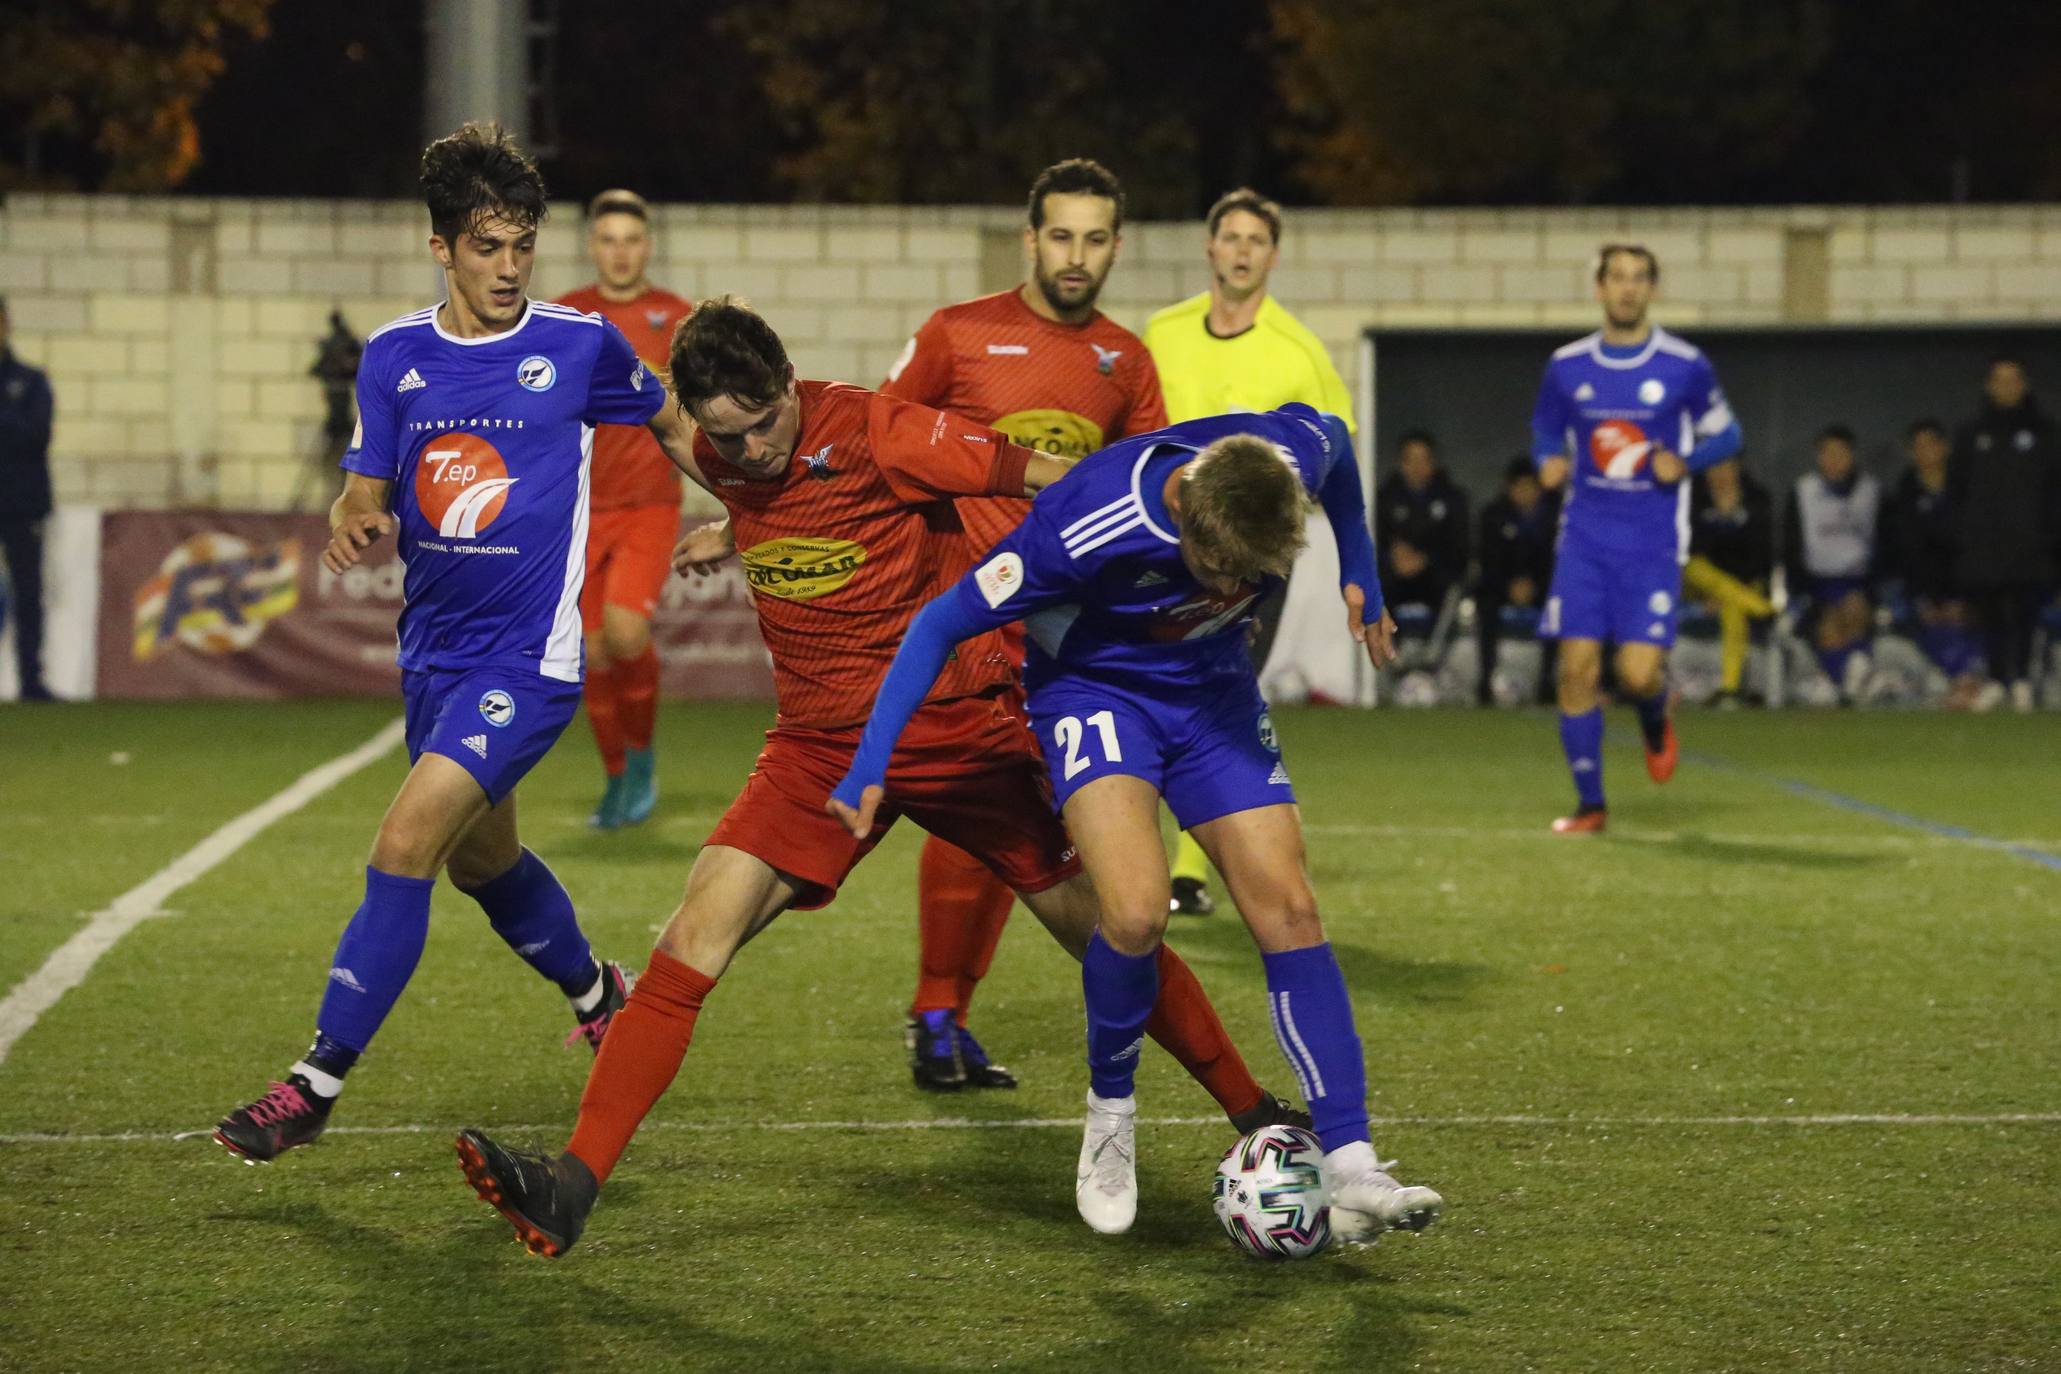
[1558, 708, 1605, 809]
[1082, 930, 1160, 1099]
[460, 848, 597, 996]
[1817, 645, 1853, 686]
[1262, 943, 1369, 1154]
[315, 867, 436, 1055]
[1632, 689, 1668, 751]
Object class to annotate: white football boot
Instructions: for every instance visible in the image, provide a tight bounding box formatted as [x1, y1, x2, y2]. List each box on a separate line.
[1075, 1090, 1138, 1235]
[1322, 1140, 1443, 1245]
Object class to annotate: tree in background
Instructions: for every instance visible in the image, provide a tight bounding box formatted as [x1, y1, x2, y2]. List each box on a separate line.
[714, 0, 1281, 217]
[1268, 0, 1831, 205]
[0, 0, 273, 191]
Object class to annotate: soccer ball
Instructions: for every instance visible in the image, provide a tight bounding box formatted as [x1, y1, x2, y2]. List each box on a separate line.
[1212, 1124, 1332, 1260]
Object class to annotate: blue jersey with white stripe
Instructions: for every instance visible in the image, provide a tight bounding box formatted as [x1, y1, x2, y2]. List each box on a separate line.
[1530, 327, 1736, 559]
[953, 404, 1346, 693]
[342, 299, 665, 681]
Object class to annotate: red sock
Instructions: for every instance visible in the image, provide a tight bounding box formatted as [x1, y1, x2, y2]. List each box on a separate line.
[617, 644, 660, 752]
[585, 661, 627, 777]
[566, 949, 715, 1184]
[913, 836, 1011, 1018]
[1146, 945, 1265, 1121]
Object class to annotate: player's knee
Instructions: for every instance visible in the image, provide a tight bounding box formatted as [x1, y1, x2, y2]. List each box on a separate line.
[603, 619, 650, 663]
[368, 822, 441, 880]
[445, 844, 518, 892]
[1097, 903, 1167, 957]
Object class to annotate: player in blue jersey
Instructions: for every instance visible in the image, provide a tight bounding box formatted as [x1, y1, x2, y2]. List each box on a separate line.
[214, 124, 703, 1163]
[1532, 245, 1743, 834]
[828, 406, 1444, 1243]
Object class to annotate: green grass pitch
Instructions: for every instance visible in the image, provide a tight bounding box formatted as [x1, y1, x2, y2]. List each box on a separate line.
[1, 700, 2057, 1372]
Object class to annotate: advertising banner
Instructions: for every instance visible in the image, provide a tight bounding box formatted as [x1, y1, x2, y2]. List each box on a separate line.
[95, 511, 772, 701]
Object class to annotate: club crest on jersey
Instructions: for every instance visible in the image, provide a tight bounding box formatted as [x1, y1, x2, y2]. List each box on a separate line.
[629, 361, 647, 391]
[1588, 419, 1651, 479]
[516, 355, 556, 392]
[1638, 378, 1666, 405]
[1257, 711, 1279, 755]
[1648, 590, 1673, 615]
[644, 309, 670, 331]
[802, 443, 837, 480]
[1091, 343, 1122, 375]
[478, 689, 516, 728]
[416, 433, 518, 538]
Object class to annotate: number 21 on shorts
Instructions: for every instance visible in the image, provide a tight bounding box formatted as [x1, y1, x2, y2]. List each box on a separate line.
[1053, 710, 1122, 781]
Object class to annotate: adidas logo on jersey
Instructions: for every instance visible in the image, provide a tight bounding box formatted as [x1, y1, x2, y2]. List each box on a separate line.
[1268, 762, 1291, 786]
[1574, 382, 1595, 401]
[396, 368, 427, 393]
[1133, 570, 1169, 588]
[462, 734, 488, 758]
[328, 966, 367, 993]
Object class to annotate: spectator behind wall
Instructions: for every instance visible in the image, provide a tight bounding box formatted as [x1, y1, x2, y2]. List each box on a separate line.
[0, 297, 55, 702]
[1881, 419, 1985, 707]
[1783, 424, 1881, 703]
[1684, 457, 1776, 706]
[1949, 354, 2061, 713]
[1474, 454, 1560, 705]
[1374, 428, 1469, 640]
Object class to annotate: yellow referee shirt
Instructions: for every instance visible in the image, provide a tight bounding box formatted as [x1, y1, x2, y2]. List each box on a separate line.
[1141, 293, 1355, 430]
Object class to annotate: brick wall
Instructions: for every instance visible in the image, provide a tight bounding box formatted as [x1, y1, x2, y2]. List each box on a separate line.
[4, 195, 2060, 510]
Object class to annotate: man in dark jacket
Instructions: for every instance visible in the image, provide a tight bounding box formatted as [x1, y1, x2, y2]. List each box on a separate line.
[0, 298, 56, 702]
[1474, 455, 1559, 703]
[1950, 355, 2061, 711]
[1881, 419, 1983, 705]
[1375, 428, 1469, 640]
[1683, 457, 1776, 704]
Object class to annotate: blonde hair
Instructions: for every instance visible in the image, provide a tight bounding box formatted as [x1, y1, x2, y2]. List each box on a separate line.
[1176, 435, 1308, 581]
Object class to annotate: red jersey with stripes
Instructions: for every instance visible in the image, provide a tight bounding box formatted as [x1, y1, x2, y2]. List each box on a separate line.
[881, 289, 1168, 554]
[554, 285, 691, 510]
[692, 380, 1036, 728]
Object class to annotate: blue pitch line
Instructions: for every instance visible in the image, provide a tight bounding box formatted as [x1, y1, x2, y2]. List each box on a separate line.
[1679, 746, 2061, 875]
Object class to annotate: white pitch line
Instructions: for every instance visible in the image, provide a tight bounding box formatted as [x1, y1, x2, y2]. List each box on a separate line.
[1303, 822, 2061, 850]
[0, 1111, 2056, 1147]
[0, 718, 407, 1066]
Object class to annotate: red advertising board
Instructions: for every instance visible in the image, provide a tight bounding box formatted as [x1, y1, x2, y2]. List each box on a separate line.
[95, 511, 771, 700]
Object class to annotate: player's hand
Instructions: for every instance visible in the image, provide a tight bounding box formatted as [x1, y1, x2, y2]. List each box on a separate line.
[1651, 448, 1687, 483]
[324, 510, 394, 573]
[1343, 584, 1400, 669]
[1538, 456, 1571, 490]
[827, 785, 883, 839]
[672, 521, 735, 577]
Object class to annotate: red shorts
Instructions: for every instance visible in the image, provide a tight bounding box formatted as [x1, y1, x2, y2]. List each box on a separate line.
[706, 689, 1080, 910]
[581, 502, 680, 631]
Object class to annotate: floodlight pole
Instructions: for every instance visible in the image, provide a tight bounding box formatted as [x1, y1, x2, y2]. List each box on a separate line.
[425, 0, 531, 146]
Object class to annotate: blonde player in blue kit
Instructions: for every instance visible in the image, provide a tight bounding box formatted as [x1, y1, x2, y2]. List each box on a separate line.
[215, 124, 705, 1162]
[831, 405, 1444, 1244]
[1532, 245, 1743, 834]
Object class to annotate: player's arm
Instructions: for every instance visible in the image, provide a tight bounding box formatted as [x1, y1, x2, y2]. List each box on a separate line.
[328, 349, 400, 573]
[1313, 413, 1398, 669]
[869, 393, 1069, 503]
[645, 391, 715, 493]
[829, 521, 1079, 835]
[1530, 366, 1572, 489]
[1681, 354, 1743, 474]
[325, 473, 394, 573]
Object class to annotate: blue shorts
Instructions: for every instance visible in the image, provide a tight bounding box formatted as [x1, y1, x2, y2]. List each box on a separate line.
[1542, 539, 1682, 649]
[1028, 674, 1295, 829]
[401, 666, 582, 805]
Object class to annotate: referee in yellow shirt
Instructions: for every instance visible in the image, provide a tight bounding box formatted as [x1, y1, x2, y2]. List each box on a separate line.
[1143, 187, 1358, 916]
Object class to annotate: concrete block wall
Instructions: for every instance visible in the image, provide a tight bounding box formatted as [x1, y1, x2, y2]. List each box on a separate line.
[4, 195, 2060, 510]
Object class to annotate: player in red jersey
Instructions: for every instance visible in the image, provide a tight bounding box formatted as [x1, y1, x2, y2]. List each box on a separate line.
[556, 190, 693, 829]
[455, 299, 1306, 1257]
[880, 158, 1169, 1093]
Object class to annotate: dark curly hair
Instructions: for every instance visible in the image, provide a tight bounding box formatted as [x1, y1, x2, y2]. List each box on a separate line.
[1028, 158, 1125, 232]
[420, 122, 547, 246]
[669, 296, 794, 412]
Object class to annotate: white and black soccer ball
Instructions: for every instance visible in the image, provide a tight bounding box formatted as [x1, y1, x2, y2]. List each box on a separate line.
[1212, 1124, 1332, 1260]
